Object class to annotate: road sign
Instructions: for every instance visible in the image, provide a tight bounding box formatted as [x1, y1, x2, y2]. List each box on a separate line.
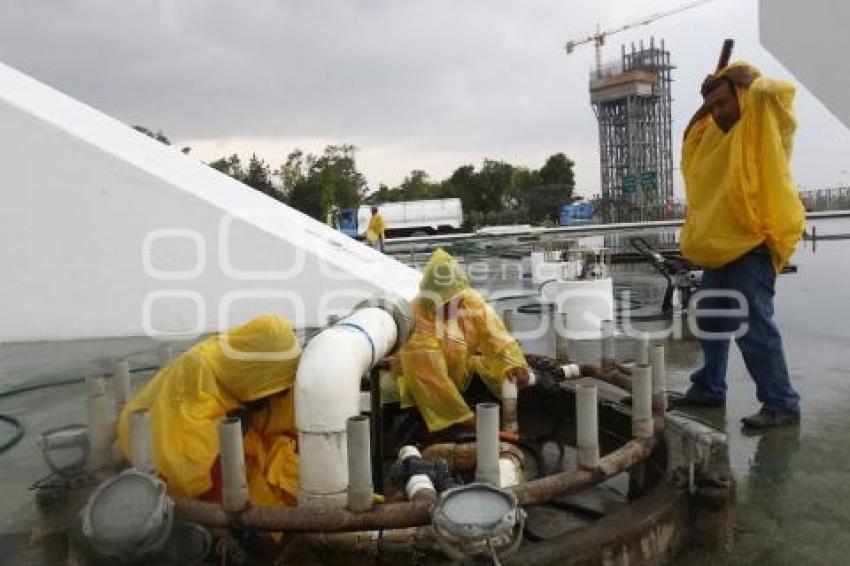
[639, 171, 657, 191]
[622, 174, 637, 195]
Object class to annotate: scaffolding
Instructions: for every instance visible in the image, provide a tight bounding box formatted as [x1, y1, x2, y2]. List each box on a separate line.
[590, 37, 674, 223]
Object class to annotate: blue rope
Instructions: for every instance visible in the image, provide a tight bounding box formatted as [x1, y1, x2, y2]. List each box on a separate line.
[337, 322, 377, 368]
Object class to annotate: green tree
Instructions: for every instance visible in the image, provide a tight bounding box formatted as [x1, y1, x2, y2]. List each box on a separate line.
[519, 153, 576, 222]
[243, 154, 275, 196]
[208, 154, 244, 180]
[286, 145, 367, 220]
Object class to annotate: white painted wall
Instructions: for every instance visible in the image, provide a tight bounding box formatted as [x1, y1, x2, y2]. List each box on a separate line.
[0, 62, 421, 343]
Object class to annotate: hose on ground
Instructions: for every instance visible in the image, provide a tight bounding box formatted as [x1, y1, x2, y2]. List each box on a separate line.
[0, 364, 160, 456]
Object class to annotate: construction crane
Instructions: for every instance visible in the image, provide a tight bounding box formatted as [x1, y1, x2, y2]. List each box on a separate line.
[566, 0, 716, 76]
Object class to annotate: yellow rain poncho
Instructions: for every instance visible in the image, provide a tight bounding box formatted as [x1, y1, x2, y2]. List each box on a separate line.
[680, 61, 805, 273]
[396, 249, 527, 432]
[366, 211, 387, 244]
[118, 315, 301, 505]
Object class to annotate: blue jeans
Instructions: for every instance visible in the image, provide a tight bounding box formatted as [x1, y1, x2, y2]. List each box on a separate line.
[688, 246, 800, 414]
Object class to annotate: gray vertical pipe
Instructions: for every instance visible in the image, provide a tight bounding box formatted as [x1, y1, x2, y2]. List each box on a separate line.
[651, 344, 667, 413]
[113, 360, 131, 417]
[475, 403, 501, 486]
[369, 367, 384, 493]
[218, 417, 249, 513]
[631, 365, 653, 439]
[346, 415, 373, 512]
[86, 376, 112, 472]
[130, 410, 154, 474]
[158, 343, 174, 368]
[553, 311, 569, 362]
[601, 319, 616, 368]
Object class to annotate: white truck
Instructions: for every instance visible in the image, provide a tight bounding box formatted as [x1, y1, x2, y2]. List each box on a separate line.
[339, 198, 464, 238]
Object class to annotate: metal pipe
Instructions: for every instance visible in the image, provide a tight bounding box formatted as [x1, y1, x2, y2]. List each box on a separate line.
[218, 417, 249, 513]
[172, 438, 653, 531]
[632, 365, 653, 439]
[601, 319, 616, 369]
[158, 343, 173, 368]
[511, 438, 651, 506]
[86, 376, 112, 472]
[130, 410, 154, 474]
[553, 311, 569, 362]
[113, 360, 131, 417]
[421, 442, 525, 474]
[369, 366, 384, 494]
[475, 403, 500, 486]
[347, 416, 373, 512]
[651, 344, 667, 413]
[578, 363, 632, 391]
[576, 384, 599, 469]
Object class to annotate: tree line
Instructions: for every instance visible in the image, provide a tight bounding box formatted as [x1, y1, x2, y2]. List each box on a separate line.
[134, 126, 577, 226]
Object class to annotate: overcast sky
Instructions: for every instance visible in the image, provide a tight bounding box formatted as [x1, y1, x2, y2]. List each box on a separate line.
[1, 0, 848, 197]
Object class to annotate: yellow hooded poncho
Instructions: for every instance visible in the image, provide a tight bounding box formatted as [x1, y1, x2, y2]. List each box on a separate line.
[118, 315, 301, 506]
[680, 61, 805, 273]
[395, 249, 527, 432]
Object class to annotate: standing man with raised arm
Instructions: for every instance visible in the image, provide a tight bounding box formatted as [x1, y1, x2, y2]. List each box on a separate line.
[677, 59, 805, 429]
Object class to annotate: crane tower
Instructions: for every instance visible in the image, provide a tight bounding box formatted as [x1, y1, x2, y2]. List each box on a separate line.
[591, 37, 673, 222]
[566, 1, 715, 221]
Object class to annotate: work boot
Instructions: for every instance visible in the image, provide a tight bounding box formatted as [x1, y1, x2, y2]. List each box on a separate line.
[668, 390, 725, 408]
[741, 408, 800, 429]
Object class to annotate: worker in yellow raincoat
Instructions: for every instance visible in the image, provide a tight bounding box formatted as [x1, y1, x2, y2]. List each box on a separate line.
[366, 206, 387, 252]
[118, 315, 301, 506]
[393, 248, 529, 432]
[677, 61, 803, 428]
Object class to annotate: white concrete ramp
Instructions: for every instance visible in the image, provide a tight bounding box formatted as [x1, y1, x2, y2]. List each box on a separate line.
[0, 61, 420, 344]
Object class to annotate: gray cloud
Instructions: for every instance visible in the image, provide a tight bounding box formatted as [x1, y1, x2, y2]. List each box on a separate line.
[0, 0, 847, 191]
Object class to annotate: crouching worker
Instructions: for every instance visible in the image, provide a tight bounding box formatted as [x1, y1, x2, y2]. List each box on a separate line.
[394, 248, 530, 432]
[118, 315, 301, 506]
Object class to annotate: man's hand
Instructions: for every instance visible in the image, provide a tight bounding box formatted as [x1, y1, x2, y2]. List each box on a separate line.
[507, 367, 531, 388]
[723, 65, 760, 89]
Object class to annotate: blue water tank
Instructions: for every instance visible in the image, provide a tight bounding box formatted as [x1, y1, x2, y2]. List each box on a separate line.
[339, 208, 359, 237]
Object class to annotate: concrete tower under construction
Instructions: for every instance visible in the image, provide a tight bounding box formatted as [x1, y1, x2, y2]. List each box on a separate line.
[590, 38, 673, 222]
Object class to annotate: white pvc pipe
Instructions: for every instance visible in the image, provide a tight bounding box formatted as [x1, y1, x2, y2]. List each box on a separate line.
[631, 365, 654, 439]
[86, 376, 112, 472]
[601, 319, 615, 365]
[130, 410, 154, 474]
[158, 343, 173, 368]
[576, 384, 600, 469]
[501, 379, 519, 433]
[296, 307, 398, 507]
[475, 403, 500, 486]
[651, 344, 667, 413]
[636, 333, 650, 366]
[218, 417, 249, 512]
[553, 311, 569, 362]
[113, 360, 131, 417]
[346, 416, 373, 512]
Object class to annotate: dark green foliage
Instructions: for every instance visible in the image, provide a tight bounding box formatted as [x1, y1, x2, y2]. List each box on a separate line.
[205, 142, 576, 224]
